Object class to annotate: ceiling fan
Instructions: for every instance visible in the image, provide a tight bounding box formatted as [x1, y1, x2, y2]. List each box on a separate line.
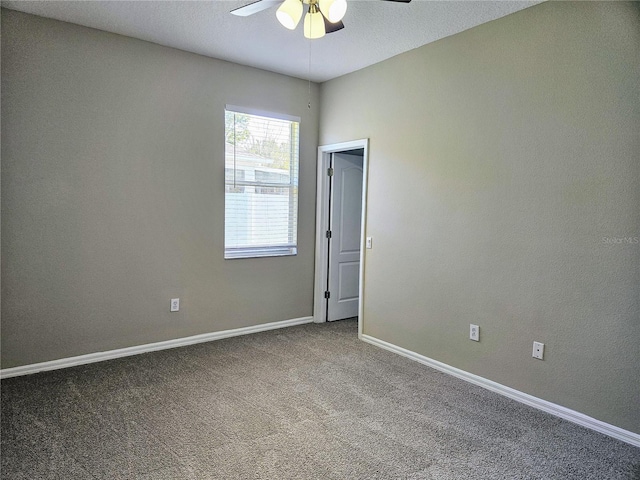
[231, 0, 412, 40]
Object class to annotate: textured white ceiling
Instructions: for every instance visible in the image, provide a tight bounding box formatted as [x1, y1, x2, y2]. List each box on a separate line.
[2, 0, 541, 82]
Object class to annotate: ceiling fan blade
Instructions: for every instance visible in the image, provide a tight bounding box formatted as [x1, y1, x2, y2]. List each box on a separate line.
[325, 20, 345, 34]
[380, 0, 412, 2]
[231, 0, 281, 17]
[322, 14, 345, 34]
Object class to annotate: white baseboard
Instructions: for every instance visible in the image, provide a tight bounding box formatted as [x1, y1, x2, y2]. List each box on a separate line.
[360, 334, 640, 448]
[0, 316, 313, 380]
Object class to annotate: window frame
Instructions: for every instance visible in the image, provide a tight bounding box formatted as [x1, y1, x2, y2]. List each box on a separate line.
[224, 105, 301, 260]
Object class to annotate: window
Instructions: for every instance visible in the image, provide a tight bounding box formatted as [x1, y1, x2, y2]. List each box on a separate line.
[224, 106, 300, 259]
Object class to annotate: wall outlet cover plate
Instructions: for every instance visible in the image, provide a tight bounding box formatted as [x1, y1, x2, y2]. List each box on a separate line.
[170, 298, 180, 312]
[470, 324, 480, 341]
[533, 341, 544, 360]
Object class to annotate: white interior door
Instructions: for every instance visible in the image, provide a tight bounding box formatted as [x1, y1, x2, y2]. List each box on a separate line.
[328, 152, 363, 321]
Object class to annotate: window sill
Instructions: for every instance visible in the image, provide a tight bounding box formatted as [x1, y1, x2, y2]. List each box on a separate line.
[224, 246, 297, 259]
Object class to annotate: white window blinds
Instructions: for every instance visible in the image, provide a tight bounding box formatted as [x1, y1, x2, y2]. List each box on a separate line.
[224, 106, 300, 259]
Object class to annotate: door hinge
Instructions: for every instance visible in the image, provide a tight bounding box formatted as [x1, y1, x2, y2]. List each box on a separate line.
[327, 167, 334, 177]
[326, 230, 332, 239]
[324, 291, 331, 299]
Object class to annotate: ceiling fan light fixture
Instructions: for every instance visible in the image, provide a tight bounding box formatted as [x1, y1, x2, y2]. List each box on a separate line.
[276, 0, 303, 30]
[319, 0, 347, 23]
[303, 3, 326, 39]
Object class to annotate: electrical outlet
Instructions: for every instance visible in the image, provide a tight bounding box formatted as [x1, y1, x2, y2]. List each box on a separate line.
[532, 341, 544, 360]
[170, 298, 180, 312]
[470, 324, 480, 342]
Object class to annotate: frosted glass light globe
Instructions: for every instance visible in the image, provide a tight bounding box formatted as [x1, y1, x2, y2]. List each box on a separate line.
[303, 5, 326, 39]
[276, 0, 303, 30]
[319, 0, 347, 23]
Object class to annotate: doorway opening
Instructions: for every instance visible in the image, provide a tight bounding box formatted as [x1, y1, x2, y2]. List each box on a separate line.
[313, 139, 369, 338]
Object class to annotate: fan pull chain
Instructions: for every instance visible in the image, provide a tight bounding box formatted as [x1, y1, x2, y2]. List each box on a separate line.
[308, 32, 312, 109]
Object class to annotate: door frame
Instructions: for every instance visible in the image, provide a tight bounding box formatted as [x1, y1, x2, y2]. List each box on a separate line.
[313, 139, 369, 338]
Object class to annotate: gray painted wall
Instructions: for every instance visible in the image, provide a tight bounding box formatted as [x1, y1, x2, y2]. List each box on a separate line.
[1, 10, 319, 367]
[319, 2, 640, 433]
